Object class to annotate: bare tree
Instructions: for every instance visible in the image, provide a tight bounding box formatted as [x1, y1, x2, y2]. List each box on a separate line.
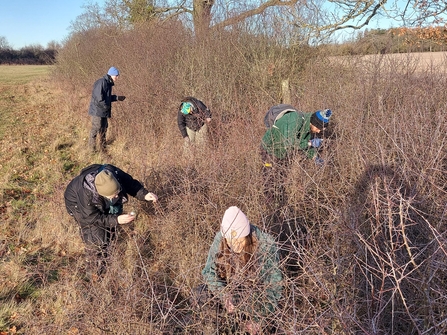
[69, 0, 129, 33]
[0, 36, 11, 50]
[69, 0, 447, 40]
[46, 40, 62, 51]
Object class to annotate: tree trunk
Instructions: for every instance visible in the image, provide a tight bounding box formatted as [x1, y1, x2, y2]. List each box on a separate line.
[193, 0, 214, 40]
[281, 79, 291, 104]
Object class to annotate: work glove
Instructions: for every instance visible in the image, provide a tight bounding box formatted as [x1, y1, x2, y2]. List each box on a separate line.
[117, 96, 126, 101]
[145, 192, 158, 202]
[315, 157, 324, 167]
[310, 138, 323, 148]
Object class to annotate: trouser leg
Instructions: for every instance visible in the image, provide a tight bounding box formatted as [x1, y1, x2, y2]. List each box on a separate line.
[184, 127, 197, 157]
[79, 223, 116, 277]
[195, 123, 208, 146]
[260, 148, 290, 218]
[98, 118, 108, 150]
[186, 127, 197, 144]
[89, 116, 108, 151]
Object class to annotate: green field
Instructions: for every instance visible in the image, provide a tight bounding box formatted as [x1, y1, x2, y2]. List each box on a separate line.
[0, 65, 52, 84]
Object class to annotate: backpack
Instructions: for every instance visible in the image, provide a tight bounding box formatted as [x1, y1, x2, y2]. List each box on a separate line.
[263, 104, 300, 128]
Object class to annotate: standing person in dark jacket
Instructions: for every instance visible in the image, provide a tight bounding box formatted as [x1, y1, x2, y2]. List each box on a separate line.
[177, 97, 212, 151]
[64, 164, 157, 276]
[88, 67, 126, 152]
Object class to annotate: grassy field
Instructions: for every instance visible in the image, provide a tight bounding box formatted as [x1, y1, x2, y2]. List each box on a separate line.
[0, 65, 53, 84]
[0, 68, 85, 334]
[0, 66, 53, 140]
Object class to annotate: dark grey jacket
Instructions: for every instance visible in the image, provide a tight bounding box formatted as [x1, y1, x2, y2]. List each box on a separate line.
[88, 75, 117, 118]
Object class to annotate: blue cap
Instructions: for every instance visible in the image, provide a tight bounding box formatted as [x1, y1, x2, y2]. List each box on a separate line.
[107, 67, 119, 76]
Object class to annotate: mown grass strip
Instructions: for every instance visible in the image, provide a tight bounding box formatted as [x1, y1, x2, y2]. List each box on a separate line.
[0, 65, 52, 84]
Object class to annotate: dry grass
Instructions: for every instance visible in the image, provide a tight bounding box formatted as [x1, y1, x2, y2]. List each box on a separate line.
[1, 32, 446, 335]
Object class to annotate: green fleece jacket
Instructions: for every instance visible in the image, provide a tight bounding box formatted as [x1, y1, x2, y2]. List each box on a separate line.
[201, 225, 283, 317]
[261, 111, 317, 159]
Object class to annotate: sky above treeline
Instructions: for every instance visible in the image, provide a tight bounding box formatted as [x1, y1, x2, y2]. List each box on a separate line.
[1, 0, 401, 50]
[0, 0, 104, 49]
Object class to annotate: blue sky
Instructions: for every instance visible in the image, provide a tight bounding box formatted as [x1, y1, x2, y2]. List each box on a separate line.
[0, 0, 104, 49]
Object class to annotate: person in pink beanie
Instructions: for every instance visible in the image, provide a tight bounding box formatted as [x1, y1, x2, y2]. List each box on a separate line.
[200, 206, 283, 334]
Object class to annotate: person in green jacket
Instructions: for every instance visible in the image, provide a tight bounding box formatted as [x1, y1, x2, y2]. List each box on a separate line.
[201, 206, 283, 334]
[260, 106, 332, 208]
[261, 105, 332, 167]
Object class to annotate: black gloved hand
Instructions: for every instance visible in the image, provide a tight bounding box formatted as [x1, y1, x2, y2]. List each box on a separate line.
[117, 96, 126, 101]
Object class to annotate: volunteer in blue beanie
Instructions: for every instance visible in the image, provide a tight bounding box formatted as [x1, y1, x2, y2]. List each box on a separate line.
[260, 106, 332, 208]
[88, 66, 126, 152]
[261, 106, 332, 167]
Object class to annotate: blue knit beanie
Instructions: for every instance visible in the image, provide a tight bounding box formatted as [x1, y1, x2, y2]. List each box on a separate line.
[311, 109, 332, 130]
[107, 67, 119, 76]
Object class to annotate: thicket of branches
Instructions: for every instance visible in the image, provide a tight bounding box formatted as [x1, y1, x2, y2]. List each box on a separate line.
[1, 17, 446, 335]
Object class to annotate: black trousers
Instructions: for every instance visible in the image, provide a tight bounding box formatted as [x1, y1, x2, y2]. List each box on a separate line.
[88, 116, 108, 150]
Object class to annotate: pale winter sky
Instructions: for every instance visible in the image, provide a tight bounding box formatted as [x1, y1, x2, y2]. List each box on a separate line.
[0, 0, 104, 49]
[0, 0, 407, 49]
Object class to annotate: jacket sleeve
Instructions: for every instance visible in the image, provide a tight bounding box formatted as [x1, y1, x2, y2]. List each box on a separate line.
[177, 110, 188, 138]
[197, 100, 211, 119]
[68, 186, 119, 229]
[296, 122, 317, 159]
[204, 107, 212, 119]
[243, 233, 283, 319]
[202, 233, 227, 297]
[111, 166, 148, 201]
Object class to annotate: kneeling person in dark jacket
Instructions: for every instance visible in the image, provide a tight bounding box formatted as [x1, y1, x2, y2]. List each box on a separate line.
[64, 164, 158, 276]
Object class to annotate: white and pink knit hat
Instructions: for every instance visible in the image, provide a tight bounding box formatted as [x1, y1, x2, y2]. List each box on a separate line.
[221, 206, 250, 239]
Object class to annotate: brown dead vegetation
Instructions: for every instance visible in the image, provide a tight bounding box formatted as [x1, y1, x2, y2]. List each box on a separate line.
[0, 24, 446, 335]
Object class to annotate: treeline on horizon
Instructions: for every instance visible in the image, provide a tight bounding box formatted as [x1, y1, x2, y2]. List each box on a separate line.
[330, 26, 447, 55]
[0, 45, 58, 65]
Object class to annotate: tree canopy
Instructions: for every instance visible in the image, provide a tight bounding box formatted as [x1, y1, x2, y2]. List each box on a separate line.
[69, 0, 447, 43]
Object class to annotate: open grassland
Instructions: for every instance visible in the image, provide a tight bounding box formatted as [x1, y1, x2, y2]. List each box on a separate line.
[0, 65, 53, 85]
[1, 43, 446, 335]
